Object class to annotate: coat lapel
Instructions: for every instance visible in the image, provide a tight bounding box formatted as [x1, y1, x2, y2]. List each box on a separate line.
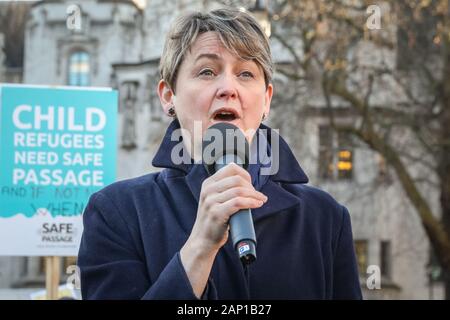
[151, 120, 309, 220]
[184, 163, 209, 202]
[151, 119, 193, 174]
[251, 180, 302, 222]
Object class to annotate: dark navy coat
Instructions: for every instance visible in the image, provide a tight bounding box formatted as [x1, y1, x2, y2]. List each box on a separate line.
[78, 120, 362, 300]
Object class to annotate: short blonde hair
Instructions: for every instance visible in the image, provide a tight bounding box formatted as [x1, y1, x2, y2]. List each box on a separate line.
[159, 7, 273, 93]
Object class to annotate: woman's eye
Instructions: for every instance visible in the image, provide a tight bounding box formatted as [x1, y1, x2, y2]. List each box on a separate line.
[199, 69, 215, 76]
[240, 71, 254, 78]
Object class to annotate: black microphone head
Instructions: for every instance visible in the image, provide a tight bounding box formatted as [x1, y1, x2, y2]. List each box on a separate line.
[202, 122, 250, 175]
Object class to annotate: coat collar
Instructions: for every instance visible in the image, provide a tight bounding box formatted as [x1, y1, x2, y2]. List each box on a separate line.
[151, 119, 309, 221]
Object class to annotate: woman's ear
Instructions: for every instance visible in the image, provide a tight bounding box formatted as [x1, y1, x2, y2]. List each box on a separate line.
[263, 83, 273, 118]
[157, 79, 175, 114]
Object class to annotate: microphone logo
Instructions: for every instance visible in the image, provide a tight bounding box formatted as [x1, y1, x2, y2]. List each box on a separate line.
[238, 242, 251, 255]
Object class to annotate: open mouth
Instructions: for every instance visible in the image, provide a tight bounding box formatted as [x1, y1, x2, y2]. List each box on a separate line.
[212, 108, 239, 122]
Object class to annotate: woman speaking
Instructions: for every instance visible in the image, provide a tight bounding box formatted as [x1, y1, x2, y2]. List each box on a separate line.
[78, 7, 362, 300]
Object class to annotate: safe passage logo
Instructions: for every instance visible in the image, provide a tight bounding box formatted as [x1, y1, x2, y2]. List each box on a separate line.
[0, 84, 117, 256]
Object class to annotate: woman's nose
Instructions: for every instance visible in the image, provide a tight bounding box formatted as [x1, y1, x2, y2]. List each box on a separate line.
[216, 74, 238, 99]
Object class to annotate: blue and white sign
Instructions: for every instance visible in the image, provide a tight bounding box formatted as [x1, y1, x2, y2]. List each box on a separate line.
[0, 84, 118, 256]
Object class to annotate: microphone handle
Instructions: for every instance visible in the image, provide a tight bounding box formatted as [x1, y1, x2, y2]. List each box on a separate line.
[215, 154, 257, 265]
[229, 208, 257, 264]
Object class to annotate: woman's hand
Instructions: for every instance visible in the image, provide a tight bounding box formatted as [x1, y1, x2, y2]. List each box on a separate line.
[180, 162, 267, 298]
[193, 162, 267, 251]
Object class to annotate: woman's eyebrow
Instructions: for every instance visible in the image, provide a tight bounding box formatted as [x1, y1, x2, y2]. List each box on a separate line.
[195, 53, 221, 62]
[193, 53, 259, 71]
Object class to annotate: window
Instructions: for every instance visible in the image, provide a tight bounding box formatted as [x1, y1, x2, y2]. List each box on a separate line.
[354, 240, 368, 275]
[318, 125, 354, 180]
[427, 248, 443, 282]
[337, 131, 353, 180]
[380, 240, 391, 278]
[64, 256, 77, 271]
[318, 126, 333, 179]
[120, 81, 139, 149]
[146, 74, 163, 121]
[396, 2, 441, 71]
[68, 51, 90, 86]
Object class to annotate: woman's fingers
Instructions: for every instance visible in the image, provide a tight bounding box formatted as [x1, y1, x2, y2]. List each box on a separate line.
[193, 162, 266, 252]
[210, 162, 251, 183]
[210, 187, 267, 204]
[215, 196, 265, 217]
[213, 175, 252, 193]
[201, 163, 254, 197]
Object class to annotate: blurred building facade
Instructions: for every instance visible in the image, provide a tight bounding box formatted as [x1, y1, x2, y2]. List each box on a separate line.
[0, 32, 23, 84]
[0, 0, 444, 299]
[0, 33, 4, 79]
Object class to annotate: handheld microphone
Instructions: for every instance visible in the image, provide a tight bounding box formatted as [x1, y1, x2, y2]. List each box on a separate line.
[202, 122, 257, 265]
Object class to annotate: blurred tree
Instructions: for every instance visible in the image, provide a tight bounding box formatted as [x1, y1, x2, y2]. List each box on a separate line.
[269, 0, 450, 298]
[0, 1, 31, 68]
